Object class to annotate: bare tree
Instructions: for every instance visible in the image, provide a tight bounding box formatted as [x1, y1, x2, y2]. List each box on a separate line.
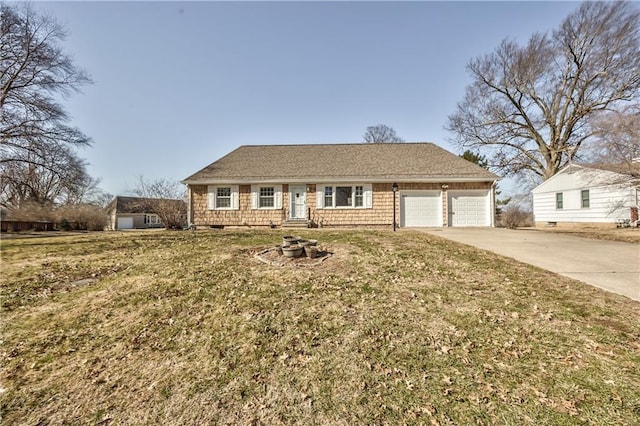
[133, 177, 187, 229]
[587, 104, 640, 169]
[363, 124, 404, 143]
[1, 3, 92, 199]
[447, 1, 640, 181]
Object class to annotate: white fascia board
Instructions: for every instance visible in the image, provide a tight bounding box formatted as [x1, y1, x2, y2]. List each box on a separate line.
[182, 177, 499, 185]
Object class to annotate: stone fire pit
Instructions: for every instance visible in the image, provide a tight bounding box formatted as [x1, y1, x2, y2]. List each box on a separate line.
[254, 236, 332, 267]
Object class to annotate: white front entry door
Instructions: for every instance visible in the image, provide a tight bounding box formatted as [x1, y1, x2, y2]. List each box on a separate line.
[289, 185, 307, 219]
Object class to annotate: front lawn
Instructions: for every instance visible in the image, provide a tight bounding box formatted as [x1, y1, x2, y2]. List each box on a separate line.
[1, 230, 639, 424]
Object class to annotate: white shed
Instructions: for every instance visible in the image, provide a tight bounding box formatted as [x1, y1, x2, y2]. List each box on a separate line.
[532, 164, 639, 226]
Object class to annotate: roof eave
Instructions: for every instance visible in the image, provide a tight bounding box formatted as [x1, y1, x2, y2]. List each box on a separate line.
[182, 176, 500, 185]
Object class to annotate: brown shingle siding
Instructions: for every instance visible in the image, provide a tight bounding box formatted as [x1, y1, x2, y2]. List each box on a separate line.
[191, 181, 493, 228]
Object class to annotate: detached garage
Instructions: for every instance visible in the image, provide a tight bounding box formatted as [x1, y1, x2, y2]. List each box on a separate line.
[447, 190, 492, 227]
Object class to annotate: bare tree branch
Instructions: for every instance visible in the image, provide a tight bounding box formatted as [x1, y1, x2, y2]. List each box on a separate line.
[447, 1, 640, 181]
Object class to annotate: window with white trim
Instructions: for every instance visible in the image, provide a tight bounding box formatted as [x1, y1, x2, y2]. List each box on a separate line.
[207, 185, 239, 210]
[555, 192, 563, 209]
[336, 186, 352, 207]
[581, 189, 590, 208]
[320, 184, 372, 208]
[250, 185, 282, 210]
[259, 187, 275, 208]
[144, 214, 160, 225]
[324, 187, 333, 207]
[216, 187, 231, 208]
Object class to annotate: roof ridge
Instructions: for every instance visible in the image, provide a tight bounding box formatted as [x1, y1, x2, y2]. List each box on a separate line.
[237, 142, 437, 148]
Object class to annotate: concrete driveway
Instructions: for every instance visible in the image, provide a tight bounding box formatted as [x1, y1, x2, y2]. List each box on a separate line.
[416, 228, 640, 301]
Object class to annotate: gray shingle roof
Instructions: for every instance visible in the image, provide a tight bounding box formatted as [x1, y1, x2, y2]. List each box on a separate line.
[182, 143, 499, 183]
[576, 162, 640, 178]
[106, 196, 185, 214]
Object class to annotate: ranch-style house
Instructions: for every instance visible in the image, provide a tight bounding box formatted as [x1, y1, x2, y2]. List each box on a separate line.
[181, 143, 500, 229]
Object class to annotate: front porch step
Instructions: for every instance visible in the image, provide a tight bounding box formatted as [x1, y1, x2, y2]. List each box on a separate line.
[281, 220, 311, 229]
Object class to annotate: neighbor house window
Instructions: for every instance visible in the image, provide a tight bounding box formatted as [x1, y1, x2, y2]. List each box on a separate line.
[321, 184, 371, 208]
[556, 192, 563, 209]
[259, 187, 275, 208]
[581, 189, 590, 208]
[216, 187, 231, 208]
[144, 214, 160, 225]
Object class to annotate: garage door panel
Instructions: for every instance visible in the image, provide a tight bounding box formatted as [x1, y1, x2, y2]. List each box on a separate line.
[448, 191, 489, 227]
[400, 191, 442, 227]
[117, 217, 134, 229]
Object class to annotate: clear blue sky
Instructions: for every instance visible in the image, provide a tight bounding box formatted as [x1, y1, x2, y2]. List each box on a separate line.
[36, 1, 580, 196]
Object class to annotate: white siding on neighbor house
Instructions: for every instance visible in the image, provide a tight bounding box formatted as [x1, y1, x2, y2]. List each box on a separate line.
[532, 166, 622, 194]
[533, 186, 635, 223]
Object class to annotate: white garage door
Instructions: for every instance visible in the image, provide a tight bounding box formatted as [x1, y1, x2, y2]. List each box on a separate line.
[448, 190, 490, 226]
[400, 191, 442, 227]
[117, 217, 134, 229]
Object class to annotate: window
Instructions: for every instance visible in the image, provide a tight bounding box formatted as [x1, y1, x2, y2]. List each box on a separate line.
[324, 186, 333, 208]
[320, 184, 371, 208]
[259, 187, 275, 208]
[207, 185, 239, 210]
[216, 187, 231, 208]
[354, 186, 364, 207]
[556, 192, 563, 209]
[250, 185, 282, 209]
[144, 214, 160, 225]
[581, 189, 590, 208]
[336, 186, 352, 207]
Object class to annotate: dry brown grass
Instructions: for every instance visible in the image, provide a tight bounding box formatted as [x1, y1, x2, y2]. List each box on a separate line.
[2, 230, 639, 425]
[533, 225, 640, 243]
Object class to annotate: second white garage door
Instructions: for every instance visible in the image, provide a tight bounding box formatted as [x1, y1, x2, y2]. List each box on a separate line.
[447, 190, 490, 226]
[400, 191, 442, 227]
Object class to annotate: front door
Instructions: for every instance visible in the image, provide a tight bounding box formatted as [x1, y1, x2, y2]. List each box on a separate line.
[289, 185, 307, 219]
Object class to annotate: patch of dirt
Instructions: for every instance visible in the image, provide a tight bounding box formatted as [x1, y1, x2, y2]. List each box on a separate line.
[254, 247, 333, 267]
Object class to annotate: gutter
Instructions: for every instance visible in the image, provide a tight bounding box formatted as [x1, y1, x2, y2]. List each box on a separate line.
[181, 176, 501, 186]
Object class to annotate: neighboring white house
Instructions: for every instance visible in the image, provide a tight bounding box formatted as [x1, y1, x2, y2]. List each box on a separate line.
[532, 164, 639, 226]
